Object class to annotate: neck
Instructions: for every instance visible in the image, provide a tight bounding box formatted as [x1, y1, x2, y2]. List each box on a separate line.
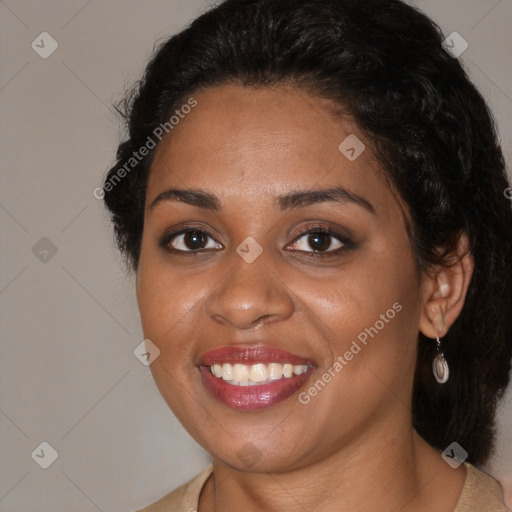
[198, 421, 466, 512]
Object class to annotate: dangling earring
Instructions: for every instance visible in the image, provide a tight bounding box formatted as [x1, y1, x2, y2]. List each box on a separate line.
[432, 331, 449, 384]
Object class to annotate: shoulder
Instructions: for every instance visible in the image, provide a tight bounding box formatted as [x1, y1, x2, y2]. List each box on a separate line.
[454, 463, 510, 512]
[134, 465, 213, 512]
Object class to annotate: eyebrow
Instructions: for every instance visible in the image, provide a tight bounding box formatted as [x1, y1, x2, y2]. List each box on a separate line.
[277, 186, 376, 214]
[149, 185, 376, 215]
[149, 188, 221, 212]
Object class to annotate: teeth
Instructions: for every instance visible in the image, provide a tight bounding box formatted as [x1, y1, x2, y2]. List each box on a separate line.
[249, 364, 268, 383]
[293, 364, 308, 375]
[209, 362, 309, 385]
[283, 363, 293, 378]
[268, 363, 283, 380]
[233, 363, 250, 382]
[222, 363, 233, 381]
[212, 364, 223, 378]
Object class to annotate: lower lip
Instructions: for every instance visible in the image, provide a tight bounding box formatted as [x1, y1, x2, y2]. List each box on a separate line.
[199, 366, 313, 410]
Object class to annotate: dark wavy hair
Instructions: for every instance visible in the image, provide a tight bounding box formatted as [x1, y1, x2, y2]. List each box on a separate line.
[103, 0, 512, 465]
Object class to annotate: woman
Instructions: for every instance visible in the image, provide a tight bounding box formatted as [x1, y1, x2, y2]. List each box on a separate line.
[103, 0, 512, 510]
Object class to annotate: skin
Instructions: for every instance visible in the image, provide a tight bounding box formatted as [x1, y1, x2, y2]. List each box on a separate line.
[136, 84, 474, 512]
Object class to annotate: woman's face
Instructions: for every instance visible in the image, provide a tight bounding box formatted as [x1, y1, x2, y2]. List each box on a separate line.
[136, 84, 425, 472]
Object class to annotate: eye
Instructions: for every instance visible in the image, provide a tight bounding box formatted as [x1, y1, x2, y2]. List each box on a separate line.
[162, 229, 223, 253]
[288, 227, 348, 255]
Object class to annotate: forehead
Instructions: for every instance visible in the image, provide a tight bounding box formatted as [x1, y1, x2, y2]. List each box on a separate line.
[147, 84, 391, 211]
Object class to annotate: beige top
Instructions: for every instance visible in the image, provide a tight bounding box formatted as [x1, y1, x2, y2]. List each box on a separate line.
[135, 462, 510, 512]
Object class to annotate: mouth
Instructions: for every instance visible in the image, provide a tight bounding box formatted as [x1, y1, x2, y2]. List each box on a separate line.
[198, 345, 315, 410]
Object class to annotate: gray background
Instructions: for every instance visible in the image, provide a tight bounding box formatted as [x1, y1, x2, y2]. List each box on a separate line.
[1, 1, 511, 511]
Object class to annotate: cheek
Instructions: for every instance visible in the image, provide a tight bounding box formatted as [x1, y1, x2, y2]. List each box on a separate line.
[296, 242, 419, 375]
[136, 253, 185, 345]
[296, 260, 407, 338]
[136, 259, 204, 414]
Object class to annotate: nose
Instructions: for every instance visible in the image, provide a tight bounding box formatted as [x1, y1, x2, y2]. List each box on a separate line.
[206, 252, 295, 330]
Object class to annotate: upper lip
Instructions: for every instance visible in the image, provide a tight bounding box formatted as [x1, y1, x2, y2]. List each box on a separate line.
[198, 344, 314, 367]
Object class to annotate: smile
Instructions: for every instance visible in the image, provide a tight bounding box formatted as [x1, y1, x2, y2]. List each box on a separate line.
[198, 345, 315, 410]
[210, 362, 309, 385]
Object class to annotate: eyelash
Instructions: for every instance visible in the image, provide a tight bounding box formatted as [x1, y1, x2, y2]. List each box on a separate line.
[290, 226, 353, 257]
[159, 225, 354, 258]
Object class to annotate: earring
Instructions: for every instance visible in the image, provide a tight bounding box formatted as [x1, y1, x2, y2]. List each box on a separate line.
[432, 332, 449, 384]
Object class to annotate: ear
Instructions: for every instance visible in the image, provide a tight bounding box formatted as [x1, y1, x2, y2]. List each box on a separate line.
[418, 233, 474, 338]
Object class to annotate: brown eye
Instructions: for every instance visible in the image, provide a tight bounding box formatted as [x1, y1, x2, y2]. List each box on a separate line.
[183, 230, 207, 250]
[307, 232, 334, 251]
[164, 229, 222, 252]
[289, 229, 345, 253]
